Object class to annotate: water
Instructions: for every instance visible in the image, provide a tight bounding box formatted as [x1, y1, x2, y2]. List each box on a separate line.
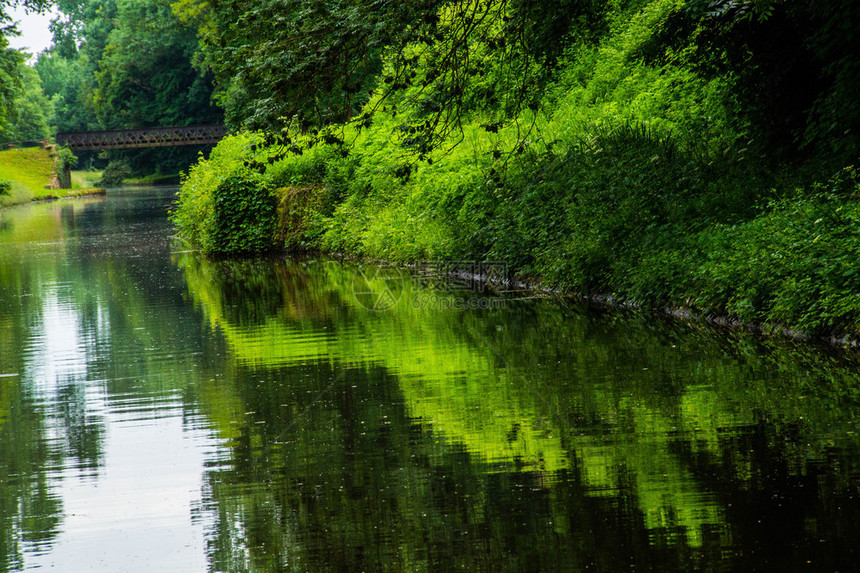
[1, 189, 859, 571]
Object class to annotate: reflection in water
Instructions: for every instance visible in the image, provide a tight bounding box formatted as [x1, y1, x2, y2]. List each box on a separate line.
[180, 256, 860, 570]
[0, 192, 222, 571]
[0, 191, 859, 571]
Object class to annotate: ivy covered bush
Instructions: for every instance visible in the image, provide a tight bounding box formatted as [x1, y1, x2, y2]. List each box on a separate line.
[171, 134, 278, 256]
[209, 169, 277, 255]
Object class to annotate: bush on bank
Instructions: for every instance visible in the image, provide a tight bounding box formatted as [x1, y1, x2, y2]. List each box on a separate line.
[172, 0, 860, 338]
[171, 135, 278, 255]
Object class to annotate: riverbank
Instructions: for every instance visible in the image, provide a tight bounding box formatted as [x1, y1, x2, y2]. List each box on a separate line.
[0, 147, 105, 208]
[170, 0, 860, 344]
[124, 173, 182, 186]
[170, 129, 860, 346]
[304, 250, 860, 351]
[0, 147, 60, 207]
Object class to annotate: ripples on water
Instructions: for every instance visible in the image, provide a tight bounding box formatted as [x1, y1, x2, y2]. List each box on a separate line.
[1, 189, 859, 571]
[0, 192, 223, 571]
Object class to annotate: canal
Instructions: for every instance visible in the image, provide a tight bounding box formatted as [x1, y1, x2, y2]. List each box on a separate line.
[1, 189, 859, 571]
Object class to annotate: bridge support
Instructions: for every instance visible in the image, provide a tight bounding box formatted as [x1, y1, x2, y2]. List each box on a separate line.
[45, 144, 72, 190]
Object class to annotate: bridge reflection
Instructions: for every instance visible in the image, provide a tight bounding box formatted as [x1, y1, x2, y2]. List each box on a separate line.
[56, 125, 227, 150]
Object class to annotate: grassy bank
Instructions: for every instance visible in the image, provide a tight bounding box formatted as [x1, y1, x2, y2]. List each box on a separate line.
[71, 170, 104, 189]
[171, 0, 860, 341]
[124, 173, 182, 186]
[0, 147, 58, 207]
[0, 148, 106, 208]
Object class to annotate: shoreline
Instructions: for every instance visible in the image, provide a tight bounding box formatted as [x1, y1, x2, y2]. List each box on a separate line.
[290, 250, 860, 353]
[35, 188, 107, 201]
[0, 146, 107, 209]
[1, 188, 107, 211]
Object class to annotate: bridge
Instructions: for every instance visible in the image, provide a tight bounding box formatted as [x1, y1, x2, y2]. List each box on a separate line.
[56, 125, 227, 151]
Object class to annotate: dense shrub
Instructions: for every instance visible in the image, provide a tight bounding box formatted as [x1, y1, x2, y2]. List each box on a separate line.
[689, 168, 860, 335]
[97, 159, 132, 187]
[0, 180, 10, 196]
[208, 169, 278, 255]
[171, 133, 256, 251]
[274, 184, 328, 252]
[172, 134, 278, 255]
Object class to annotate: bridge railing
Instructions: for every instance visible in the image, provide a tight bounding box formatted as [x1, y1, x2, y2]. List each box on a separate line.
[56, 125, 227, 150]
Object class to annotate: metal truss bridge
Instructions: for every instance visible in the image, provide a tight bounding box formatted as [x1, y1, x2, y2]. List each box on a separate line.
[56, 125, 227, 151]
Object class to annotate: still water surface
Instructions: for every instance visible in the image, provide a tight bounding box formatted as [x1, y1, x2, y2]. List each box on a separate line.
[1, 189, 859, 571]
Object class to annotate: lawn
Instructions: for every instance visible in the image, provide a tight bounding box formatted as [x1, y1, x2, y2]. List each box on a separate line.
[71, 169, 104, 188]
[0, 147, 58, 206]
[0, 147, 105, 207]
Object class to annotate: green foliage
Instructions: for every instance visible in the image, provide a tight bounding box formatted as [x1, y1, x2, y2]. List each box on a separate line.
[171, 133, 252, 248]
[181, 0, 605, 149]
[175, 0, 860, 337]
[33, 0, 116, 135]
[666, 0, 860, 162]
[0, 62, 53, 143]
[96, 159, 131, 186]
[0, 42, 22, 130]
[0, 179, 10, 196]
[273, 184, 327, 252]
[208, 169, 277, 255]
[689, 167, 860, 335]
[94, 0, 220, 129]
[34, 50, 97, 133]
[1, 2, 52, 133]
[56, 146, 77, 171]
[171, 134, 279, 255]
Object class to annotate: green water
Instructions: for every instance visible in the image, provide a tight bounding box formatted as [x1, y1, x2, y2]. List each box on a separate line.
[1, 189, 859, 571]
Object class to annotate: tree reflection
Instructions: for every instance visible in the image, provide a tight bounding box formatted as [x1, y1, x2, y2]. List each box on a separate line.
[180, 256, 860, 571]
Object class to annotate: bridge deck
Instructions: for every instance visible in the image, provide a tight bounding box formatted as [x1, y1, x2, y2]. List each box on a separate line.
[56, 125, 227, 150]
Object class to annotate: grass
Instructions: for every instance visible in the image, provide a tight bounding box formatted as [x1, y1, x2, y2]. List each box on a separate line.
[71, 169, 104, 189]
[0, 148, 107, 208]
[123, 173, 181, 186]
[0, 147, 57, 206]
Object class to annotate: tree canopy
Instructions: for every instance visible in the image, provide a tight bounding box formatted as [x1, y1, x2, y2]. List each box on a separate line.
[0, 1, 54, 142]
[178, 0, 602, 147]
[3, 0, 859, 169]
[165, 0, 858, 162]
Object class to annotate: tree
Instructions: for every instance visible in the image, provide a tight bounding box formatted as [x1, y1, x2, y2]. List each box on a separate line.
[94, 0, 220, 129]
[179, 0, 602, 148]
[0, 61, 52, 141]
[0, 0, 54, 144]
[34, 49, 95, 132]
[0, 36, 23, 131]
[1, 1, 88, 137]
